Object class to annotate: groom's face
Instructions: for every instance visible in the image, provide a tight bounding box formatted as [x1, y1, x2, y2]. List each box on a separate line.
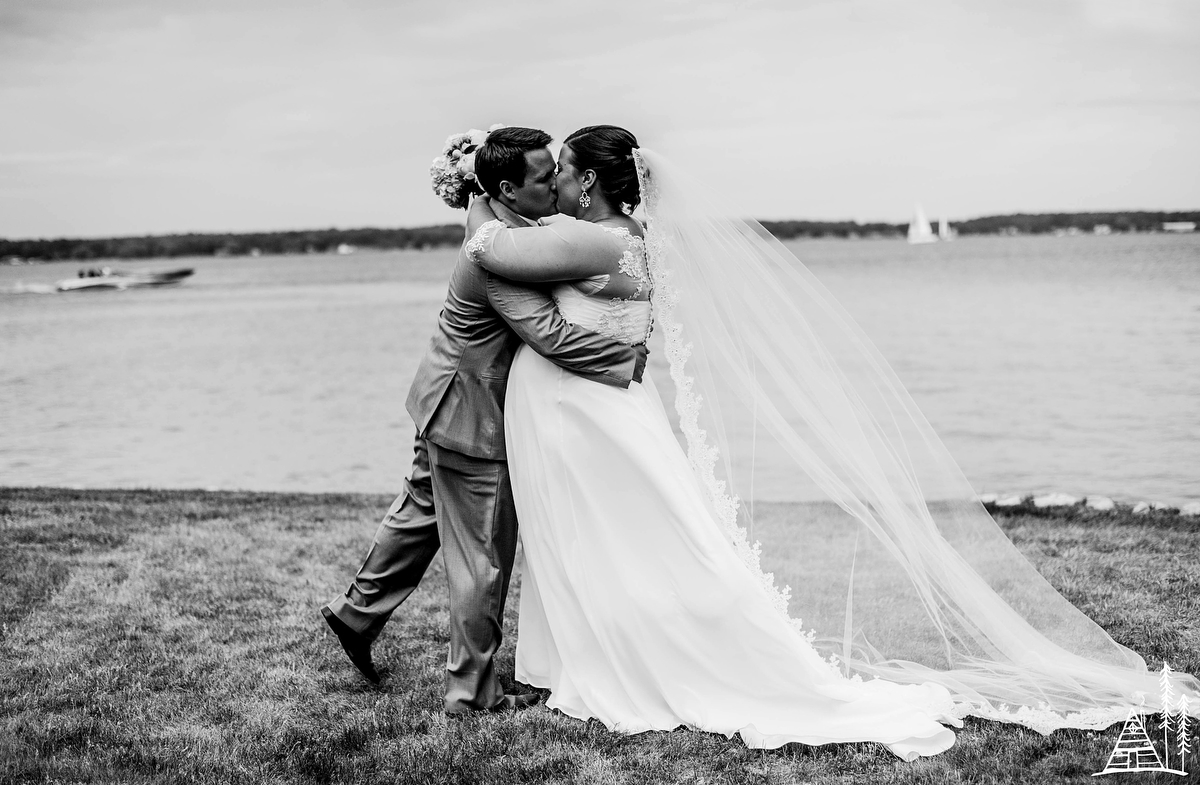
[506, 148, 559, 220]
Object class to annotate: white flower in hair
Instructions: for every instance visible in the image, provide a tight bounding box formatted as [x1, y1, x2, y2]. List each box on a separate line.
[429, 124, 507, 210]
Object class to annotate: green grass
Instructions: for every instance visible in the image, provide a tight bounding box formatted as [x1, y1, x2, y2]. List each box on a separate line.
[1, 487, 1197, 784]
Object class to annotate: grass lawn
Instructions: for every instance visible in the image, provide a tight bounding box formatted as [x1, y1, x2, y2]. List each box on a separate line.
[1, 487, 1198, 784]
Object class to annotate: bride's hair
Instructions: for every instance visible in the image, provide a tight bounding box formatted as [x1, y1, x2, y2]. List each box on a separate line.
[476, 127, 553, 199]
[564, 125, 641, 211]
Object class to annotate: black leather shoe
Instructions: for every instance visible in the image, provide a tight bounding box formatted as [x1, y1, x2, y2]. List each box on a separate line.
[446, 693, 542, 718]
[490, 693, 542, 713]
[321, 606, 381, 684]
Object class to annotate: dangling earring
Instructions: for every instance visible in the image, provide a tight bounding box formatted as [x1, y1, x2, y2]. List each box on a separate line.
[579, 189, 591, 209]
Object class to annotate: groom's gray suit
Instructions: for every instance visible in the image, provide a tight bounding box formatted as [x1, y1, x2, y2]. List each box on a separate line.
[326, 203, 643, 712]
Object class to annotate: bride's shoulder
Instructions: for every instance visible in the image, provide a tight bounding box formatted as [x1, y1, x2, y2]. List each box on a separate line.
[597, 215, 645, 241]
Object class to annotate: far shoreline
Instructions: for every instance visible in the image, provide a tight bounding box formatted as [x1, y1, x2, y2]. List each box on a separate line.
[4, 229, 1199, 273]
[3, 210, 1197, 264]
[2, 485, 1195, 527]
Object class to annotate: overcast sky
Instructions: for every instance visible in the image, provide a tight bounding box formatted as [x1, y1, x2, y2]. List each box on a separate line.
[1, 0, 1197, 238]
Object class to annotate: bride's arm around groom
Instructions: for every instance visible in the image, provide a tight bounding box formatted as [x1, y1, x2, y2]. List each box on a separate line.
[467, 196, 648, 388]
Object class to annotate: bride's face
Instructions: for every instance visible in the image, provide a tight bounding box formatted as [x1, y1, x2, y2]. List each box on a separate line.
[555, 145, 588, 217]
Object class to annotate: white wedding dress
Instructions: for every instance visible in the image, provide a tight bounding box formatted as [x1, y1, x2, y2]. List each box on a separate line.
[465, 147, 1198, 755]
[470, 221, 957, 759]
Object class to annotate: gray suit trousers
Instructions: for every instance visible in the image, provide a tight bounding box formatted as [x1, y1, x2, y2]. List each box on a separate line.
[326, 432, 518, 713]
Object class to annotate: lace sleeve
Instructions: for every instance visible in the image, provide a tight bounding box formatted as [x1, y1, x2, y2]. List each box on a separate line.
[466, 220, 626, 282]
[465, 219, 504, 264]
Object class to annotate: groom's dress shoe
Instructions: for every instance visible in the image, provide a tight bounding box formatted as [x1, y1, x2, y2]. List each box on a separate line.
[321, 606, 381, 684]
[446, 693, 542, 718]
[491, 692, 542, 712]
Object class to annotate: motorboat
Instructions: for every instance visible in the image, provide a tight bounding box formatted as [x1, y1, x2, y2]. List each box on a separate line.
[56, 267, 194, 292]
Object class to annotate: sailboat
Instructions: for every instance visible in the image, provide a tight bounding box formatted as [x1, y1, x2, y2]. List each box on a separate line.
[938, 216, 956, 241]
[907, 204, 938, 244]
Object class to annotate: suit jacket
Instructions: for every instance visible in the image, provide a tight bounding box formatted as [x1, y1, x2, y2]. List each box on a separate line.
[406, 209, 640, 461]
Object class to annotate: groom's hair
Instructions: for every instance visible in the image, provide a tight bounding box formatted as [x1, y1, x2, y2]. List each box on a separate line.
[476, 127, 553, 199]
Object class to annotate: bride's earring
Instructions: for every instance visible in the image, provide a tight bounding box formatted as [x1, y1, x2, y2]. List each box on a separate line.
[579, 189, 591, 209]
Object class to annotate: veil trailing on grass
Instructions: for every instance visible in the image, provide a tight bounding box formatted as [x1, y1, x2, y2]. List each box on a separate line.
[631, 147, 1199, 732]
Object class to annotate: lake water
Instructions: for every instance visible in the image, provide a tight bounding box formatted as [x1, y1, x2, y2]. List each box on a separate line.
[2, 233, 1197, 505]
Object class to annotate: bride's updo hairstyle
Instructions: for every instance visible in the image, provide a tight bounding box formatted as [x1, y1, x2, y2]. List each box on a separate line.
[563, 125, 641, 211]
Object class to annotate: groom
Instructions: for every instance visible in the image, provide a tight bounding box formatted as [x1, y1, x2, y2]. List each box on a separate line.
[322, 127, 647, 714]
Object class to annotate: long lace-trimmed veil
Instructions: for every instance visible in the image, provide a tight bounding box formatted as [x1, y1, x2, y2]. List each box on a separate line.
[631, 147, 1199, 731]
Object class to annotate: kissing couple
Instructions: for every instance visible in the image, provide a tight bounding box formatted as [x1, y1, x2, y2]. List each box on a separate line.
[321, 125, 1198, 759]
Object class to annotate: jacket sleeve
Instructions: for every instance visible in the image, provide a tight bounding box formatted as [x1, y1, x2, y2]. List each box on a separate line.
[485, 274, 637, 388]
[468, 219, 620, 282]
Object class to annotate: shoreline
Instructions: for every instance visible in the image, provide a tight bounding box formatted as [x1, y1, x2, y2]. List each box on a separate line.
[3, 485, 1196, 522]
[4, 213, 1197, 264]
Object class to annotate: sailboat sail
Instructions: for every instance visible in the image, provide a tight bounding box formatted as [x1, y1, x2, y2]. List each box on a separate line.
[908, 204, 937, 244]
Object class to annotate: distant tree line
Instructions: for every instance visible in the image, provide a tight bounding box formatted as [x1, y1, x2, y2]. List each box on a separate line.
[950, 211, 1200, 236]
[3, 211, 1197, 262]
[759, 220, 905, 239]
[0, 225, 466, 262]
[760, 211, 1200, 240]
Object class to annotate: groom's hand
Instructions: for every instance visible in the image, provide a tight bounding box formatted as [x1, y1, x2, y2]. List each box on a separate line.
[632, 344, 649, 384]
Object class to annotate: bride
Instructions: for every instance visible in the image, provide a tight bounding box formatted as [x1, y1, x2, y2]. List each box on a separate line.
[463, 125, 1198, 758]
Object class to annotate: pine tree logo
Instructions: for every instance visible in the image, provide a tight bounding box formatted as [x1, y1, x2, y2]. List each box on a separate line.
[1093, 664, 1193, 777]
